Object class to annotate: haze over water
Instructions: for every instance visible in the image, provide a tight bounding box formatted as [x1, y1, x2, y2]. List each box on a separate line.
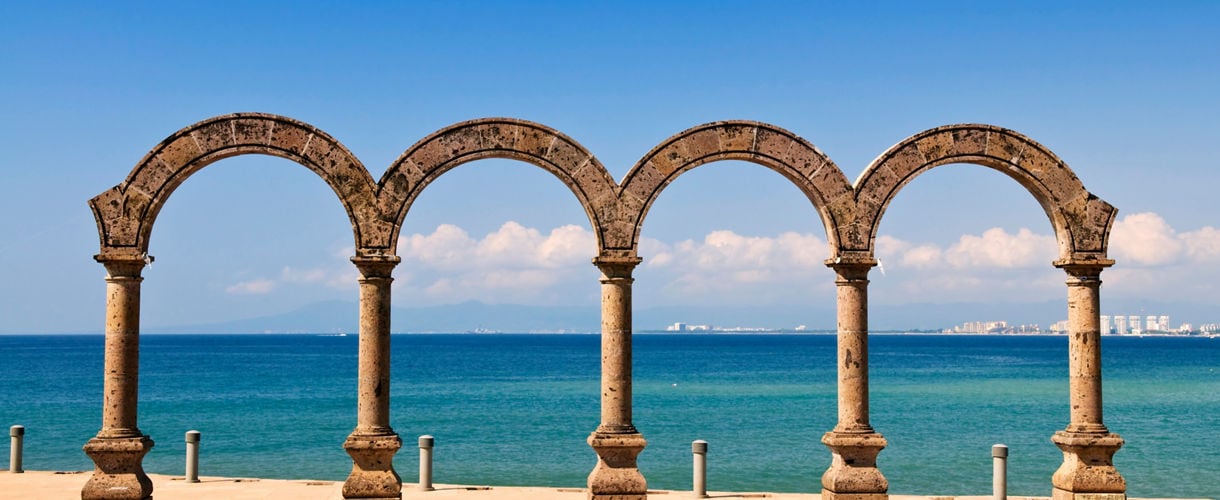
[0, 333, 1215, 498]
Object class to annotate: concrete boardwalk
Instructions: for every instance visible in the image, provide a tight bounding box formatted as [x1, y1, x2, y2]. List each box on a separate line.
[1, 471, 1211, 500]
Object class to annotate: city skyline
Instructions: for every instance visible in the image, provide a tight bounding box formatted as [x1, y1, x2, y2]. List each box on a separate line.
[2, 2, 1219, 333]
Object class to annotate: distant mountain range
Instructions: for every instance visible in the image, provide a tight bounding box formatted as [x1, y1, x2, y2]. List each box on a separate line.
[140, 298, 1175, 334]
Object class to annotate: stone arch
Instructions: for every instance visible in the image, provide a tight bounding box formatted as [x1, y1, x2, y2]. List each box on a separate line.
[89, 113, 380, 258]
[375, 118, 618, 255]
[618, 121, 855, 255]
[853, 124, 1117, 264]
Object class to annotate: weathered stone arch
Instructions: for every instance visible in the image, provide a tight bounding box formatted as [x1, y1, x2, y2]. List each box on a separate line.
[853, 124, 1117, 264]
[618, 121, 855, 255]
[375, 118, 618, 256]
[89, 113, 379, 259]
[850, 124, 1126, 500]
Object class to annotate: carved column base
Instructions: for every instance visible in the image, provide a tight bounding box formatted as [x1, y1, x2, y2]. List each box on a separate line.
[343, 432, 403, 499]
[1051, 431, 1126, 500]
[82, 435, 154, 500]
[821, 431, 888, 500]
[587, 431, 647, 500]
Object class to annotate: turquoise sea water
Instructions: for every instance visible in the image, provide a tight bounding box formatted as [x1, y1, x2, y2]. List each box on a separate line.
[0, 334, 1216, 497]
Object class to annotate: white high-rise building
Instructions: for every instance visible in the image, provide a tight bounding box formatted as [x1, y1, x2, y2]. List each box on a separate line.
[1114, 315, 1128, 335]
[1100, 315, 1112, 335]
[1158, 315, 1170, 332]
[1146, 315, 1158, 332]
[1129, 315, 1142, 334]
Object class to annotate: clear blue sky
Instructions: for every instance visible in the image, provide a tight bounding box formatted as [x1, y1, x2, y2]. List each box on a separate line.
[2, 1, 1217, 333]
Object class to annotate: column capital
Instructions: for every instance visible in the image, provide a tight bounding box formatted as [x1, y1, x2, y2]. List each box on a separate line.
[825, 253, 876, 273]
[1055, 258, 1115, 278]
[593, 254, 642, 281]
[351, 255, 401, 279]
[95, 251, 152, 278]
[826, 254, 875, 283]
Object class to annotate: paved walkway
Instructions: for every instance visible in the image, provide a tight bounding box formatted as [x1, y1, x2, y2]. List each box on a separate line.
[1, 470, 1212, 500]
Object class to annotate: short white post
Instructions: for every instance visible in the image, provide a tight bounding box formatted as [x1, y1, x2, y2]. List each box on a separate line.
[9, 425, 23, 473]
[692, 439, 708, 498]
[992, 443, 1008, 500]
[185, 430, 201, 483]
[419, 435, 435, 491]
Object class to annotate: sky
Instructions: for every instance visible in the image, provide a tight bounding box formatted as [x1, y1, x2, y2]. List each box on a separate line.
[1, 1, 1218, 333]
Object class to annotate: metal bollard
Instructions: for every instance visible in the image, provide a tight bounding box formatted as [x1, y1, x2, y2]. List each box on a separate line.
[419, 435, 435, 491]
[692, 440, 708, 498]
[992, 443, 1008, 500]
[185, 430, 201, 483]
[9, 425, 23, 473]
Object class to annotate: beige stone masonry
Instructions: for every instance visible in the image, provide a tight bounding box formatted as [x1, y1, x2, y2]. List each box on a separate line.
[87, 114, 1124, 499]
[587, 255, 647, 500]
[83, 256, 154, 500]
[344, 256, 403, 499]
[821, 260, 887, 500]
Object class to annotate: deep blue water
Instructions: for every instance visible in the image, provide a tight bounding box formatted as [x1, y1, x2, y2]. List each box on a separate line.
[0, 334, 1216, 497]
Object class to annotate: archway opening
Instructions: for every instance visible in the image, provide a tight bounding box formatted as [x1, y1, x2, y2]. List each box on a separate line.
[869, 162, 1066, 495]
[633, 159, 837, 493]
[133, 154, 362, 481]
[390, 157, 600, 488]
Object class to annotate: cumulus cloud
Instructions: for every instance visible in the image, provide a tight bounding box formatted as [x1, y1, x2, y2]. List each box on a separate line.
[869, 227, 1060, 302]
[878, 227, 1056, 272]
[396, 222, 598, 303]
[1182, 226, 1220, 263]
[213, 213, 1220, 309]
[399, 222, 595, 272]
[944, 227, 1056, 269]
[1109, 212, 1183, 266]
[900, 244, 942, 269]
[225, 279, 276, 295]
[638, 230, 832, 301]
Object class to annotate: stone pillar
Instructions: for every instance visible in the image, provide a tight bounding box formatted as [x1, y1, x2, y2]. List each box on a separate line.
[343, 255, 403, 500]
[821, 258, 887, 500]
[1051, 262, 1125, 500]
[83, 254, 155, 500]
[587, 255, 648, 500]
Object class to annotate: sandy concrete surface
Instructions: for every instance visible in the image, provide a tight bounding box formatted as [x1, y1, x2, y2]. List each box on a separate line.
[1, 470, 1212, 500]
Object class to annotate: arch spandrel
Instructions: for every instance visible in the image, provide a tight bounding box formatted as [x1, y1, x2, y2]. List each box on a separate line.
[854, 124, 1117, 263]
[376, 118, 618, 254]
[617, 121, 855, 253]
[89, 113, 379, 258]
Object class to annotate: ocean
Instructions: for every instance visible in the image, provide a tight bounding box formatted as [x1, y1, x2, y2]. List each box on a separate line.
[0, 334, 1215, 498]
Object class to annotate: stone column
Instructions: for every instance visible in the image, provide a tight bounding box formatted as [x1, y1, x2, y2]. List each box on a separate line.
[1050, 263, 1125, 500]
[343, 255, 403, 500]
[587, 255, 647, 500]
[821, 258, 887, 500]
[83, 253, 155, 500]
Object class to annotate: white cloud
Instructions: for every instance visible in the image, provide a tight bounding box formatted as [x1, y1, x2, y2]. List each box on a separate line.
[399, 222, 596, 272]
[943, 227, 1056, 269]
[225, 279, 275, 295]
[1109, 212, 1183, 266]
[637, 230, 832, 302]
[879, 227, 1056, 272]
[900, 244, 942, 269]
[875, 235, 912, 260]
[1182, 226, 1220, 263]
[396, 222, 598, 304]
[211, 213, 1220, 311]
[647, 230, 828, 272]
